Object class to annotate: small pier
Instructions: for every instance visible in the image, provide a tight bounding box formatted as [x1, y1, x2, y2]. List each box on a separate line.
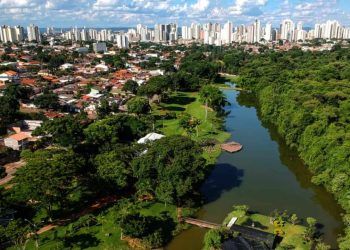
[221, 141, 243, 153]
[183, 218, 221, 229]
[183, 217, 276, 249]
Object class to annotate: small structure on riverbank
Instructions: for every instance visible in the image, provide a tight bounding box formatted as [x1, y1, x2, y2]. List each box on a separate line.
[221, 142, 243, 153]
[183, 217, 276, 249]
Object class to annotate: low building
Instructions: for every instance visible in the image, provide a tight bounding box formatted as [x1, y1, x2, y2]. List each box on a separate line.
[95, 64, 109, 72]
[59, 63, 74, 71]
[0, 70, 19, 84]
[93, 42, 107, 53]
[4, 132, 32, 150]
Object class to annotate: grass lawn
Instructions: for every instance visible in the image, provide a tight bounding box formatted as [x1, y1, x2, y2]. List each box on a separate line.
[223, 210, 311, 250]
[154, 91, 230, 164]
[21, 202, 180, 250]
[16, 91, 229, 250]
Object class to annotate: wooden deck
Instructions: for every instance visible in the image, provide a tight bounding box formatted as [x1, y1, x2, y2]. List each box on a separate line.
[183, 218, 221, 229]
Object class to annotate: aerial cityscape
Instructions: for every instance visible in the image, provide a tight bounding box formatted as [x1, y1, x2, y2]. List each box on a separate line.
[1, 0, 350, 250]
[1, 18, 350, 46]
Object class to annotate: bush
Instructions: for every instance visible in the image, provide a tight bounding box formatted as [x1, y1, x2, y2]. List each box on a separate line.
[0, 147, 20, 165]
[0, 166, 6, 179]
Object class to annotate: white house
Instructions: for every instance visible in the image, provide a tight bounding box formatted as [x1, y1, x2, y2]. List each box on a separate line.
[4, 132, 31, 150]
[59, 63, 74, 71]
[95, 64, 109, 72]
[0, 70, 19, 84]
[137, 133, 165, 144]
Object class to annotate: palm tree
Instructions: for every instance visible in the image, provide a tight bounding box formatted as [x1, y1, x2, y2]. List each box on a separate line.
[199, 86, 212, 121]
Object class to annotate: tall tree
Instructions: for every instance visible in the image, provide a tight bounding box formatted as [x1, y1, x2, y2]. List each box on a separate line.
[132, 136, 206, 205]
[11, 149, 85, 220]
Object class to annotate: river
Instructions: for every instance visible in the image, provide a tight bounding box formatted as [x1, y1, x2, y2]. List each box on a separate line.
[167, 88, 344, 249]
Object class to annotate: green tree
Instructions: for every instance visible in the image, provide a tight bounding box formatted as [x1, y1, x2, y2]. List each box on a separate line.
[204, 228, 228, 250]
[96, 98, 113, 119]
[179, 113, 201, 136]
[199, 85, 227, 120]
[132, 136, 206, 205]
[4, 219, 31, 249]
[127, 97, 151, 115]
[137, 76, 170, 103]
[11, 149, 85, 220]
[289, 214, 299, 225]
[0, 95, 19, 134]
[33, 91, 60, 110]
[123, 80, 139, 94]
[33, 114, 88, 147]
[94, 150, 132, 190]
[48, 55, 65, 72]
[84, 114, 148, 146]
[304, 217, 317, 242]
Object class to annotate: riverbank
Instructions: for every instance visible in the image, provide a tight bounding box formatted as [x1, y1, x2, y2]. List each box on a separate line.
[154, 91, 230, 164]
[167, 88, 343, 249]
[204, 206, 311, 249]
[19, 90, 230, 250]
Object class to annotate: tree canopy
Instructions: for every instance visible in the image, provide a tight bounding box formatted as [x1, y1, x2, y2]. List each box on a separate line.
[132, 135, 206, 206]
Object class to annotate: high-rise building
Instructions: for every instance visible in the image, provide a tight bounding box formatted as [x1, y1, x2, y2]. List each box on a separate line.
[27, 24, 41, 42]
[0, 25, 24, 43]
[116, 33, 129, 48]
[280, 19, 295, 41]
[222, 21, 233, 44]
[253, 19, 261, 43]
[264, 23, 272, 41]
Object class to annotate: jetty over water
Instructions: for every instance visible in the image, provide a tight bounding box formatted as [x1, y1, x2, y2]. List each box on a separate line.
[183, 218, 221, 229]
[183, 217, 276, 249]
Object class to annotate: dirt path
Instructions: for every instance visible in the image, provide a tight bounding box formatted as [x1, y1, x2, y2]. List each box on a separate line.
[0, 160, 25, 186]
[36, 195, 118, 235]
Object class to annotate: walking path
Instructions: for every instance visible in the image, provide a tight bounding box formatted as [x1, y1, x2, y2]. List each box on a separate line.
[36, 195, 118, 235]
[0, 160, 25, 187]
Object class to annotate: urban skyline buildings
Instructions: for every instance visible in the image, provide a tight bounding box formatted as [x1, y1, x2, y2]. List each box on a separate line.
[1, 18, 350, 46]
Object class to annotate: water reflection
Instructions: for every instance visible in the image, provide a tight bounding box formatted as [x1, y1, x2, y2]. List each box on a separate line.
[167, 89, 343, 249]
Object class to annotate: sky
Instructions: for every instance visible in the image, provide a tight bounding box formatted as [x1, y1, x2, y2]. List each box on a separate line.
[0, 0, 350, 28]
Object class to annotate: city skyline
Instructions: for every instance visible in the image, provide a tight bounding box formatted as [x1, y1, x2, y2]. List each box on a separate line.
[2, 17, 349, 46]
[0, 0, 350, 27]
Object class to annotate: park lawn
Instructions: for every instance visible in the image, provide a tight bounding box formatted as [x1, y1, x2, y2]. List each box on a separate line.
[21, 202, 179, 250]
[223, 211, 311, 250]
[154, 91, 230, 164]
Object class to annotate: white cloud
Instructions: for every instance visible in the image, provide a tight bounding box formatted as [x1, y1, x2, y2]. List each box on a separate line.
[94, 0, 118, 7]
[0, 0, 30, 7]
[0, 0, 348, 27]
[191, 0, 209, 12]
[230, 0, 267, 15]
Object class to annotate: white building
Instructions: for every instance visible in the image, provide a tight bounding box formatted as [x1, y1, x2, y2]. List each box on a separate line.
[0, 25, 24, 43]
[27, 24, 41, 42]
[222, 21, 233, 44]
[116, 34, 129, 49]
[281, 19, 295, 41]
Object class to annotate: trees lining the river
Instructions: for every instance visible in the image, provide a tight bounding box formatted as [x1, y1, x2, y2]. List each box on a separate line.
[223, 46, 350, 249]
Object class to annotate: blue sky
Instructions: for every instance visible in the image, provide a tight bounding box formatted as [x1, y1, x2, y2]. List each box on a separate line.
[0, 0, 349, 28]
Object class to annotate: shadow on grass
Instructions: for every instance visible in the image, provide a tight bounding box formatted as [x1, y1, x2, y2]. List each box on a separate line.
[163, 106, 186, 112]
[63, 233, 100, 248]
[163, 95, 196, 106]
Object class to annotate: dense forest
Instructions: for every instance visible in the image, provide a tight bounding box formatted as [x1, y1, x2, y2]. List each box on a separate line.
[219, 46, 350, 248]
